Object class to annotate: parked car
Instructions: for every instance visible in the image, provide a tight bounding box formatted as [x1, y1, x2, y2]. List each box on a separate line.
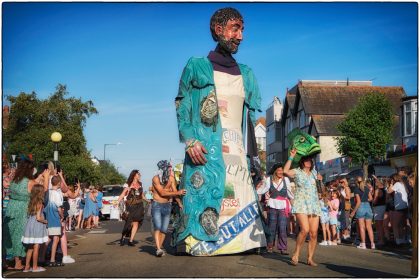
[101, 185, 124, 219]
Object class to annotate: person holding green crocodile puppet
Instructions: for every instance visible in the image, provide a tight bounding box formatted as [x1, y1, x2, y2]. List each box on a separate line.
[283, 128, 323, 267]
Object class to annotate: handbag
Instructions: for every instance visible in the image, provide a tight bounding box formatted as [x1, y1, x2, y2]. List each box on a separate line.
[120, 189, 136, 221]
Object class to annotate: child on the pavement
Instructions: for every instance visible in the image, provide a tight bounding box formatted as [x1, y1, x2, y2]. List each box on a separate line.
[319, 191, 331, 245]
[328, 190, 340, 245]
[22, 184, 49, 272]
[45, 176, 64, 266]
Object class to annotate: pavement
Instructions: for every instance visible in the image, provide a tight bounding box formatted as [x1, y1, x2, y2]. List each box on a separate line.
[3, 217, 416, 278]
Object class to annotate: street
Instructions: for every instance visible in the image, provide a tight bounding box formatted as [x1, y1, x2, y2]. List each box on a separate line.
[4, 217, 415, 278]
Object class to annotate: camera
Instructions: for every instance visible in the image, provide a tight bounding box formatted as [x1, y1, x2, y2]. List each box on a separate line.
[34, 162, 49, 178]
[56, 163, 61, 173]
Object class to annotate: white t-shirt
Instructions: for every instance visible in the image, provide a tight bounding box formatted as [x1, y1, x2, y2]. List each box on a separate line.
[257, 177, 293, 210]
[392, 182, 408, 210]
[49, 188, 63, 208]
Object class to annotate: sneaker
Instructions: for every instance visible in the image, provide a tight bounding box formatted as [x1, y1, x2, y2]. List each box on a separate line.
[161, 249, 167, 256]
[156, 249, 164, 257]
[327, 240, 332, 245]
[330, 242, 338, 246]
[357, 243, 366, 249]
[62, 255, 75, 264]
[319, 241, 328, 246]
[371, 243, 376, 250]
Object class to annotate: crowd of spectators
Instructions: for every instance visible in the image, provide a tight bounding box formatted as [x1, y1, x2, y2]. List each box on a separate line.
[2, 158, 104, 272]
[255, 164, 415, 252]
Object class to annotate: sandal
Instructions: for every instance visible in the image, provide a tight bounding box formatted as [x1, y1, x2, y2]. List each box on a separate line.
[289, 256, 299, 266]
[7, 267, 24, 271]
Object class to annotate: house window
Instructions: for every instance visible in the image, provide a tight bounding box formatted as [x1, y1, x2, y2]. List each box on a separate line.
[405, 103, 412, 136]
[299, 110, 305, 128]
[267, 124, 275, 145]
[403, 101, 417, 137]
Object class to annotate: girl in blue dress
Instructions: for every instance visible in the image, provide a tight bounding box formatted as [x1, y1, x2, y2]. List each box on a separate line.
[83, 187, 97, 229]
[22, 184, 48, 272]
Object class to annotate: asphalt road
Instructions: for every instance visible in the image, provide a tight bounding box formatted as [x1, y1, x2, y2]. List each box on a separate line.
[4, 216, 416, 278]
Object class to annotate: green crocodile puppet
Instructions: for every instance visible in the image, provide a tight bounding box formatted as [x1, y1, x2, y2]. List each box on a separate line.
[287, 128, 321, 168]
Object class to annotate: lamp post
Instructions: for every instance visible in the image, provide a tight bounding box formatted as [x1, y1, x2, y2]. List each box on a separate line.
[11, 154, 16, 168]
[51, 132, 62, 168]
[103, 142, 122, 161]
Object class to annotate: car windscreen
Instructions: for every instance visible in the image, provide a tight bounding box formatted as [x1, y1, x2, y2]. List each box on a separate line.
[103, 187, 123, 197]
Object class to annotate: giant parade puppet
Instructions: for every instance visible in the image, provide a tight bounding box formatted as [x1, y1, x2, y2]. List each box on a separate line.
[173, 7, 267, 256]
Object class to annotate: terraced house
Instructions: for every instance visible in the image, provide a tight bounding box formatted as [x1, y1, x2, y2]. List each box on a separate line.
[266, 80, 407, 179]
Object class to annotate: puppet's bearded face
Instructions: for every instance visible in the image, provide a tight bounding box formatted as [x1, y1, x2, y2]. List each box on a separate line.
[216, 19, 243, 54]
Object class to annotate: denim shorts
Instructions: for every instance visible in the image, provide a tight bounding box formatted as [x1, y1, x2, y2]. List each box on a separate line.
[356, 202, 373, 220]
[151, 201, 172, 233]
[329, 217, 338, 225]
[320, 214, 330, 224]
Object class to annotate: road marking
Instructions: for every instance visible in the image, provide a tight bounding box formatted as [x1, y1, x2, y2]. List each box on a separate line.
[87, 230, 107, 234]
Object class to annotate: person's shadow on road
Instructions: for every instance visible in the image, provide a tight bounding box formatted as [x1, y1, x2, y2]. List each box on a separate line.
[322, 263, 411, 278]
[138, 245, 156, 255]
[260, 251, 294, 265]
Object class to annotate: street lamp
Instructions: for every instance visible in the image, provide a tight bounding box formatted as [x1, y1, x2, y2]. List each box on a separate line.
[11, 154, 16, 168]
[103, 142, 122, 161]
[51, 132, 62, 168]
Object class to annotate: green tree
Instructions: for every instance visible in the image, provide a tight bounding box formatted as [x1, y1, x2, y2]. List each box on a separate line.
[4, 84, 122, 184]
[97, 160, 126, 185]
[335, 92, 396, 179]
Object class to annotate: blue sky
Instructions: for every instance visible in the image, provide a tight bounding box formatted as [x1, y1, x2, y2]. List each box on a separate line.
[3, 2, 418, 186]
